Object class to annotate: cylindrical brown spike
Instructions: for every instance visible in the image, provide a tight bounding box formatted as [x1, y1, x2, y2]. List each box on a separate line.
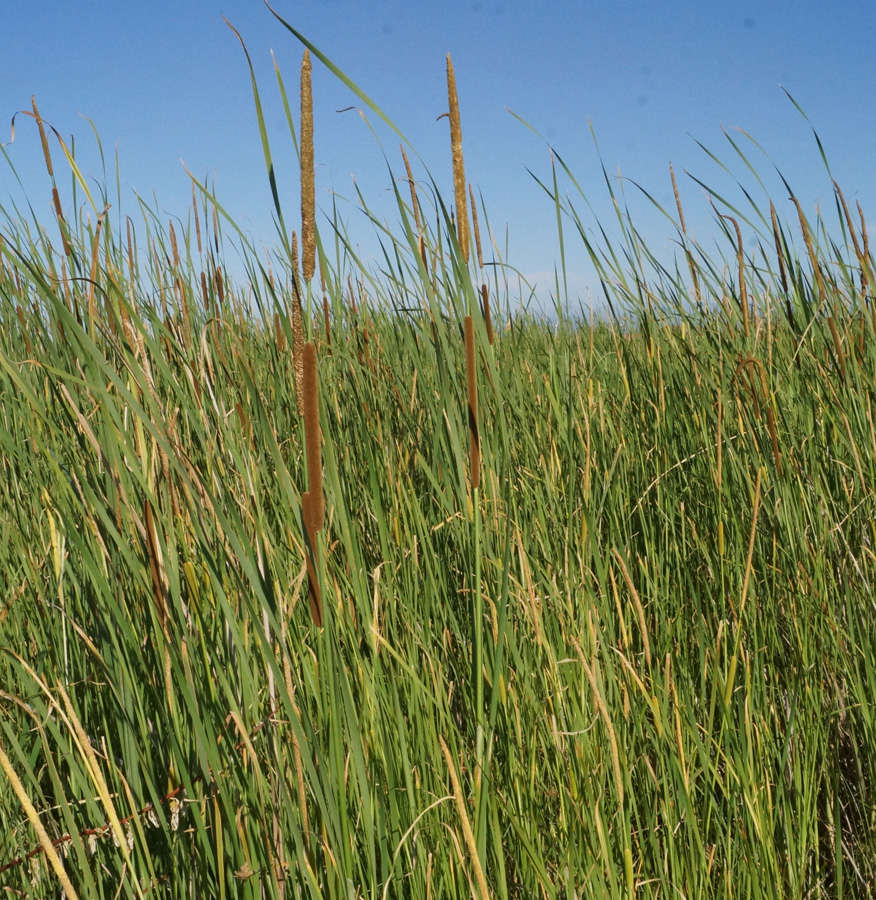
[481, 284, 494, 346]
[192, 182, 202, 255]
[418, 233, 429, 278]
[200, 271, 210, 312]
[32, 97, 54, 177]
[51, 187, 71, 257]
[169, 221, 179, 269]
[291, 231, 305, 413]
[215, 267, 225, 307]
[446, 54, 469, 264]
[323, 294, 331, 350]
[301, 50, 316, 283]
[470, 183, 483, 269]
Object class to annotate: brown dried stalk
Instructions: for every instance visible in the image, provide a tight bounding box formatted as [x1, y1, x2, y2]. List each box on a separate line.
[274, 311, 286, 352]
[301, 50, 316, 283]
[439, 736, 489, 900]
[0, 741, 81, 900]
[611, 548, 652, 671]
[464, 316, 480, 490]
[446, 54, 469, 264]
[143, 497, 171, 651]
[480, 284, 494, 346]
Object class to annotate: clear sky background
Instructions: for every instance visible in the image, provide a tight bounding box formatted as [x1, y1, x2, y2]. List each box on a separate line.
[4, 0, 876, 313]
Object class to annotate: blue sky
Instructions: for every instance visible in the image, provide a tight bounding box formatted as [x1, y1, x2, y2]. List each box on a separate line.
[4, 0, 876, 311]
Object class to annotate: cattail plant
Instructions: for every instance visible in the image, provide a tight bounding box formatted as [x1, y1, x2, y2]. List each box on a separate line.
[291, 231, 305, 415]
[32, 96, 53, 177]
[300, 49, 316, 284]
[446, 54, 469, 264]
[319, 263, 331, 350]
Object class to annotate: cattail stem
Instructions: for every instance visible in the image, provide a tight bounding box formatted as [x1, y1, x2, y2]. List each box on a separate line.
[465, 316, 480, 490]
[302, 341, 323, 625]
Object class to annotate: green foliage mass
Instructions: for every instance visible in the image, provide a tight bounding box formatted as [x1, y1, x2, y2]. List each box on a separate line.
[1, 26, 875, 900]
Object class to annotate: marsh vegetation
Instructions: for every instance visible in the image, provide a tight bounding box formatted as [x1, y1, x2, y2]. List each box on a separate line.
[1, 15, 875, 899]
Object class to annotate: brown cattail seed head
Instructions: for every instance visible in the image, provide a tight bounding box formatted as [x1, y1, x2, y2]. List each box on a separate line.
[480, 284, 494, 346]
[301, 50, 316, 283]
[469, 183, 483, 269]
[32, 97, 53, 177]
[446, 54, 469, 264]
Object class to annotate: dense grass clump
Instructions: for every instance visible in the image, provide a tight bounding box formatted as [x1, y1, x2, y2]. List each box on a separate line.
[2, 22, 876, 900]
